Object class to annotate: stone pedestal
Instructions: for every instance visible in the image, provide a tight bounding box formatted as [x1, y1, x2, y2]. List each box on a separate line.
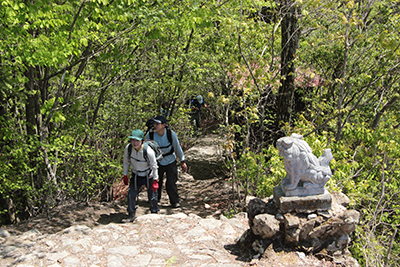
[273, 186, 332, 214]
[246, 191, 360, 265]
[281, 179, 325, 197]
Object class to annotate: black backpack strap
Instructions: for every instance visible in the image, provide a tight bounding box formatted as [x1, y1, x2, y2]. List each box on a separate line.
[143, 142, 150, 163]
[167, 128, 172, 144]
[128, 143, 132, 158]
[163, 128, 175, 157]
[149, 131, 154, 140]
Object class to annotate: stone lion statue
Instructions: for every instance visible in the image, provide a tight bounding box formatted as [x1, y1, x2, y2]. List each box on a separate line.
[276, 133, 333, 192]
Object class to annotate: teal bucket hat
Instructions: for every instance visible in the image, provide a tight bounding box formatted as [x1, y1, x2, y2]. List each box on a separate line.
[128, 129, 144, 140]
[196, 95, 204, 104]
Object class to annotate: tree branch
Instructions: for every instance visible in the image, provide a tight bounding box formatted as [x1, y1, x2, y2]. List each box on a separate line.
[372, 95, 399, 129]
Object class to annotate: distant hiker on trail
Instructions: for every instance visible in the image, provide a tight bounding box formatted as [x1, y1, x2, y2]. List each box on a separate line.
[122, 129, 159, 223]
[146, 115, 187, 208]
[189, 94, 210, 130]
[160, 100, 173, 118]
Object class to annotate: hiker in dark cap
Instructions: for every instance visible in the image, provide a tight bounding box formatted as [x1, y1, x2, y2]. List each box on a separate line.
[146, 116, 187, 208]
[122, 129, 159, 222]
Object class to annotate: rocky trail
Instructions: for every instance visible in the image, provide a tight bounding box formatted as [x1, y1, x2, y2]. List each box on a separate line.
[0, 130, 337, 267]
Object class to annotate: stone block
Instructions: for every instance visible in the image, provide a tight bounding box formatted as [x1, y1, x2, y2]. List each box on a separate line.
[273, 186, 332, 214]
[251, 213, 280, 239]
[284, 213, 301, 228]
[285, 227, 300, 244]
[299, 218, 316, 241]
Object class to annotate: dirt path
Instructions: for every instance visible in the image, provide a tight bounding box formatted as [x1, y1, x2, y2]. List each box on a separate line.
[1, 170, 232, 236]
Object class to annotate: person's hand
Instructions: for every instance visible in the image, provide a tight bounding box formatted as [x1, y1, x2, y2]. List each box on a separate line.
[181, 161, 188, 173]
[152, 180, 159, 192]
[123, 175, 128, 185]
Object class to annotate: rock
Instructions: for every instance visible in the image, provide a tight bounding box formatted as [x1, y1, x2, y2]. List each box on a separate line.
[21, 228, 41, 237]
[285, 227, 301, 244]
[284, 214, 304, 244]
[0, 229, 11, 238]
[296, 251, 306, 259]
[299, 218, 316, 241]
[252, 239, 265, 254]
[331, 191, 351, 207]
[327, 234, 350, 253]
[247, 198, 269, 227]
[247, 198, 277, 227]
[184, 135, 225, 180]
[307, 209, 360, 241]
[251, 213, 279, 239]
[284, 213, 301, 228]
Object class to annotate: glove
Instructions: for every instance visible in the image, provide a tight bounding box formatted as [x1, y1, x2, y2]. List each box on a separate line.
[123, 175, 128, 185]
[152, 180, 159, 192]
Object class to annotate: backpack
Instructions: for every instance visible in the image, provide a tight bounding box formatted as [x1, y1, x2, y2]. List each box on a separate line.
[143, 141, 163, 162]
[144, 119, 154, 137]
[149, 127, 175, 157]
[186, 94, 199, 107]
[128, 140, 163, 163]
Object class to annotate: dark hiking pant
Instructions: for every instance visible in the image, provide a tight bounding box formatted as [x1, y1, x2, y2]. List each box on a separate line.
[158, 161, 179, 205]
[190, 112, 201, 130]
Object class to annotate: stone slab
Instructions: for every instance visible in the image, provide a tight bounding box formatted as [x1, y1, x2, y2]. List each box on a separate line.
[273, 186, 331, 214]
[281, 180, 325, 197]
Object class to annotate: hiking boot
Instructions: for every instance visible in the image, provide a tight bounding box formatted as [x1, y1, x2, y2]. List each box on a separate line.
[171, 203, 181, 208]
[122, 213, 136, 223]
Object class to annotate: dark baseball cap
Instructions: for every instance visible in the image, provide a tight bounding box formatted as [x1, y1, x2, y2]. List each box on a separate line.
[153, 115, 167, 124]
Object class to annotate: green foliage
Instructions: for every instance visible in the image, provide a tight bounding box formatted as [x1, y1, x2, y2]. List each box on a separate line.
[223, 208, 236, 219]
[0, 138, 35, 224]
[1, 0, 400, 265]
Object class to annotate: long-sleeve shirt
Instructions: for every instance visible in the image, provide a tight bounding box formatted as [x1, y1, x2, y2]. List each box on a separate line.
[146, 129, 185, 166]
[123, 143, 158, 180]
[190, 100, 207, 114]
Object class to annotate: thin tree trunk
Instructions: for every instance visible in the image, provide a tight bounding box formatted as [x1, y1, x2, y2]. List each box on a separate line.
[170, 28, 194, 116]
[275, 0, 300, 133]
[335, 6, 352, 142]
[25, 66, 39, 136]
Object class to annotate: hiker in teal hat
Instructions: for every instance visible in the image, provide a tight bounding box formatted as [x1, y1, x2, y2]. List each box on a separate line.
[122, 129, 159, 222]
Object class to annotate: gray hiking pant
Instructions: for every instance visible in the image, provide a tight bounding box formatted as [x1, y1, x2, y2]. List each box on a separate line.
[128, 174, 159, 214]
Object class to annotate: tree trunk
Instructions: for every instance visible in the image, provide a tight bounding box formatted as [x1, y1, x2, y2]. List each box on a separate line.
[25, 66, 39, 137]
[275, 0, 301, 134]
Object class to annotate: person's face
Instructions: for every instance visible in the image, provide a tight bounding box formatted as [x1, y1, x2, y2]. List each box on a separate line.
[153, 121, 165, 133]
[131, 139, 142, 150]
